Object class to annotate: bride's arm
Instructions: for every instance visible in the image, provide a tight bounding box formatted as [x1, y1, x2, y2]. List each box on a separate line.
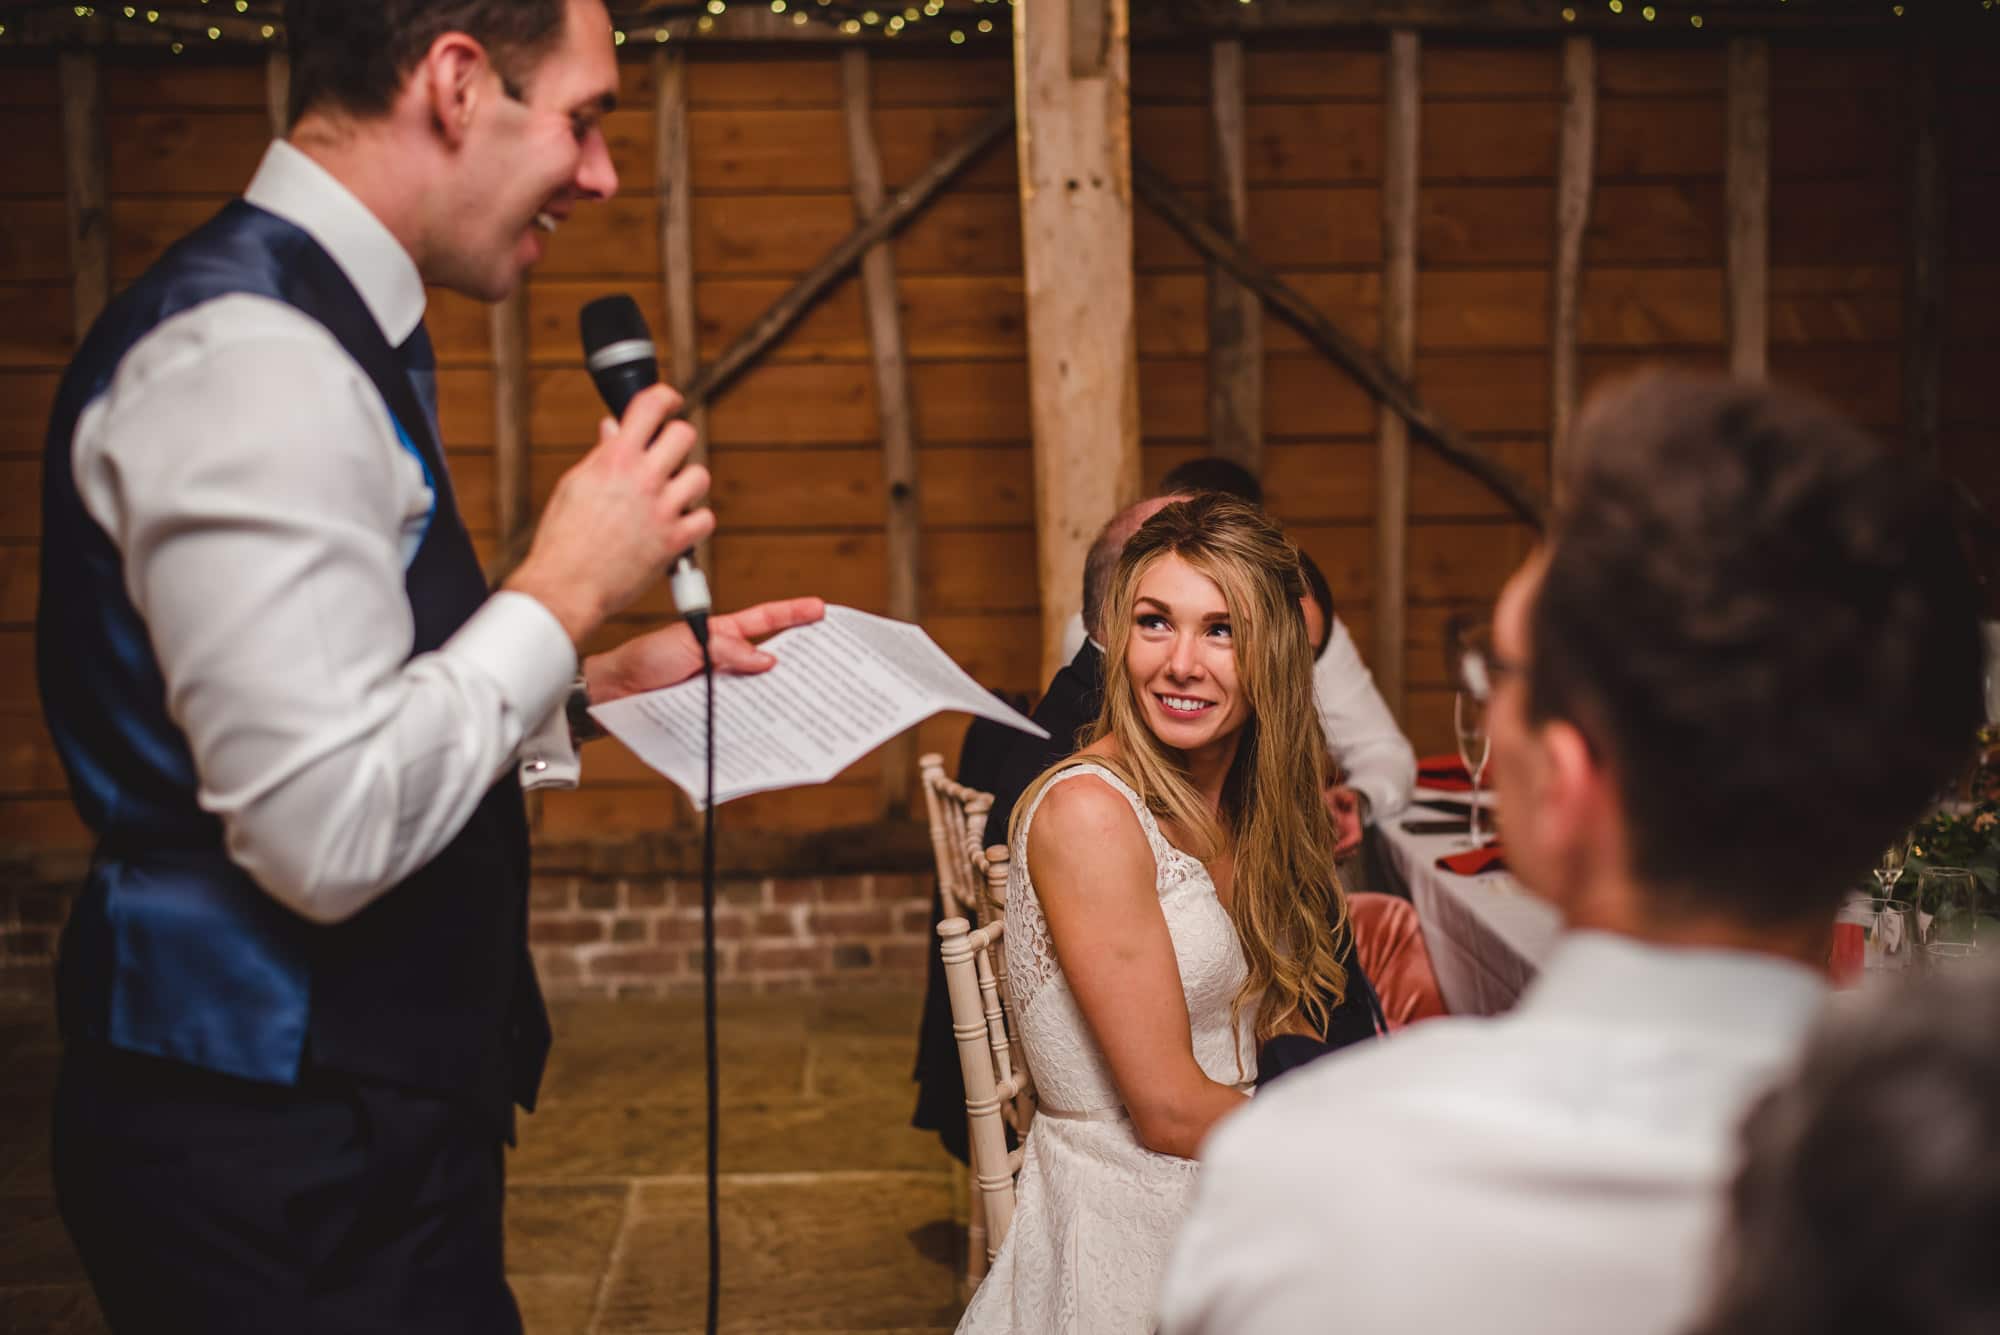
[1027, 776, 1250, 1160]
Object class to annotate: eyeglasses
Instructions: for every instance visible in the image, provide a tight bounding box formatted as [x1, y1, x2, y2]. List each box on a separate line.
[1444, 611, 1522, 704]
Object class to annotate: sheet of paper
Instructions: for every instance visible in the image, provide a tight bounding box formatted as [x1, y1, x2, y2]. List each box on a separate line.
[589, 605, 1047, 808]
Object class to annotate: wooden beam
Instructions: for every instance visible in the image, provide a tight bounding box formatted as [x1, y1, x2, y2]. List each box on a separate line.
[1135, 157, 1543, 530]
[1374, 28, 1418, 718]
[681, 104, 1014, 412]
[488, 290, 531, 576]
[841, 47, 922, 816]
[1904, 38, 1942, 466]
[655, 47, 709, 572]
[1726, 36, 1769, 382]
[1207, 38, 1262, 476]
[265, 49, 289, 138]
[59, 51, 110, 340]
[1550, 34, 1594, 503]
[1015, 0, 1142, 685]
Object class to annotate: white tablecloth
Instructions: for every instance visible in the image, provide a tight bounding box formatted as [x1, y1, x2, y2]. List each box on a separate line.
[1377, 795, 1564, 1016]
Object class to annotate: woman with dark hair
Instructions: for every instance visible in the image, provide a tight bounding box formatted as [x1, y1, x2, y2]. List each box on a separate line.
[956, 495, 1354, 1334]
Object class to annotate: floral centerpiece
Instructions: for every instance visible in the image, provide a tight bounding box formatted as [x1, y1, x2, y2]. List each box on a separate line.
[1897, 725, 2000, 915]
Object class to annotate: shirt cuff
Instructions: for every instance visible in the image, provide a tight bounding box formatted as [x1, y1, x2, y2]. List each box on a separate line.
[443, 589, 578, 732]
[519, 705, 581, 790]
[1347, 774, 1405, 824]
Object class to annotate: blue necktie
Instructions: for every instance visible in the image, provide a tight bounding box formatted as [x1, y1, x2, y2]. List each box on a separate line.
[396, 320, 441, 443]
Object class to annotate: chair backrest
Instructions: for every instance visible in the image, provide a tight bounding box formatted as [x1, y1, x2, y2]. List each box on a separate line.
[1348, 891, 1449, 1028]
[938, 842, 1035, 1270]
[919, 752, 994, 919]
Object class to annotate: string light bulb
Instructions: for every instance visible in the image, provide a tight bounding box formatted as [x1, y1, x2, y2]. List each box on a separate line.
[791, 9, 807, 22]
[1561, 5, 1575, 16]
[655, 26, 669, 40]
[977, 17, 993, 30]
[1690, 13, 1703, 25]
[1642, 4, 1655, 17]
[771, 0, 785, 10]
[260, 22, 273, 36]
[949, 28, 964, 42]
[1608, 0, 1623, 12]
[612, 28, 625, 43]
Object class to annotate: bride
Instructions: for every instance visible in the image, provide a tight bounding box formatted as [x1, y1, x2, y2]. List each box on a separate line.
[956, 494, 1354, 1334]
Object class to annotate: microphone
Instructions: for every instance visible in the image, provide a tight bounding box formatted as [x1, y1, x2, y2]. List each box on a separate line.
[579, 294, 712, 629]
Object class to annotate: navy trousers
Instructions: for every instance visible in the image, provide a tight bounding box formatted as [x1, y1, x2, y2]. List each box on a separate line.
[53, 1043, 522, 1335]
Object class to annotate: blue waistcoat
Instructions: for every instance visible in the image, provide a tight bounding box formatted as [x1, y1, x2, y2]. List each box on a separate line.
[38, 200, 550, 1124]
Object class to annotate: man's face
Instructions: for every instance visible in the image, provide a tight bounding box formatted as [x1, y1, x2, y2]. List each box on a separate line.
[450, 0, 619, 299]
[1300, 595, 1327, 658]
[1488, 553, 1553, 893]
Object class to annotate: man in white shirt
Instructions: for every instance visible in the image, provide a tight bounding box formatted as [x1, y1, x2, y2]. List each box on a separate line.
[41, 2, 817, 1331]
[1158, 371, 1984, 1335]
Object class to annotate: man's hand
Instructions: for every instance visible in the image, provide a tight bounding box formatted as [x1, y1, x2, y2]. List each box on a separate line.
[1325, 784, 1367, 859]
[583, 596, 827, 706]
[503, 384, 714, 646]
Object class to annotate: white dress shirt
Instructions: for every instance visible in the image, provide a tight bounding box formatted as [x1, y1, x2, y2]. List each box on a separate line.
[1158, 932, 1828, 1335]
[1059, 609, 1415, 819]
[71, 140, 579, 926]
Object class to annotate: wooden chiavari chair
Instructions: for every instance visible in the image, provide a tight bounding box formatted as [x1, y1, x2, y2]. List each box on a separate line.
[939, 842, 1035, 1295]
[918, 751, 992, 919]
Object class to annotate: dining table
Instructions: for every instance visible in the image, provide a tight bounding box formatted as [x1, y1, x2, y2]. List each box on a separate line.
[1378, 790, 1564, 1017]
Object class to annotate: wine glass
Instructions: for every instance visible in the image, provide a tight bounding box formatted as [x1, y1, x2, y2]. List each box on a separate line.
[1917, 866, 1981, 947]
[1455, 690, 1492, 848]
[1874, 833, 1910, 896]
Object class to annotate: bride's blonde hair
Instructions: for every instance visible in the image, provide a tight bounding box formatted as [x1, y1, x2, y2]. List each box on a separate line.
[1016, 494, 1351, 1041]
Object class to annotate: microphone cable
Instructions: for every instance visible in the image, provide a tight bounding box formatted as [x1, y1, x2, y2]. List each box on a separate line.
[578, 295, 723, 1330]
[690, 608, 719, 1335]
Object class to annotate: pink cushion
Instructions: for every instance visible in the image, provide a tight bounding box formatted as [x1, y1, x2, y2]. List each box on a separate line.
[1349, 891, 1449, 1028]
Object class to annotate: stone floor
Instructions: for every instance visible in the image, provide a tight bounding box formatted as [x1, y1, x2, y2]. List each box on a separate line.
[0, 990, 967, 1334]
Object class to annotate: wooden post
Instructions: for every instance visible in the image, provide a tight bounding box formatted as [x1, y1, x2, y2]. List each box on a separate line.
[1904, 39, 1941, 466]
[842, 48, 922, 816]
[59, 51, 110, 340]
[1374, 29, 1418, 718]
[265, 50, 290, 138]
[488, 291, 531, 567]
[1207, 38, 1261, 474]
[1550, 35, 1594, 504]
[656, 47, 710, 571]
[1016, 0, 1142, 686]
[1725, 37, 1769, 382]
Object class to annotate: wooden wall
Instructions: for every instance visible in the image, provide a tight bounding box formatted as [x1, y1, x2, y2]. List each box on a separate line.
[1, 33, 1992, 856]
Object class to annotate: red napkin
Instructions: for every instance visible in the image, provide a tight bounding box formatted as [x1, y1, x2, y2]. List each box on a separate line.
[1418, 754, 1473, 792]
[1436, 840, 1507, 876]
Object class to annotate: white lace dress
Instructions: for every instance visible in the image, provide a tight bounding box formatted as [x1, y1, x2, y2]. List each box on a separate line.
[956, 763, 1257, 1335]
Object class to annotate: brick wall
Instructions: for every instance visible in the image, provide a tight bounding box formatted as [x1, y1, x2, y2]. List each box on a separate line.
[0, 828, 939, 1005]
[528, 867, 935, 999]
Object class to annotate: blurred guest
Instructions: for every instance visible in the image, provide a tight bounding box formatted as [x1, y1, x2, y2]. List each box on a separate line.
[1159, 371, 1984, 1335]
[1689, 964, 2000, 1335]
[958, 496, 1355, 1333]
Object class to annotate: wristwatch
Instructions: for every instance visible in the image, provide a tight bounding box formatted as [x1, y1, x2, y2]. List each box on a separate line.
[565, 674, 605, 745]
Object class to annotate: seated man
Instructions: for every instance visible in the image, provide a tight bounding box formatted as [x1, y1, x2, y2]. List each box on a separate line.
[1158, 371, 1984, 1334]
